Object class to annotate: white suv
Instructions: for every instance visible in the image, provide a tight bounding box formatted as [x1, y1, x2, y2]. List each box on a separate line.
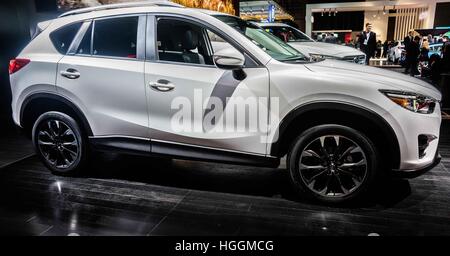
[9, 1, 441, 204]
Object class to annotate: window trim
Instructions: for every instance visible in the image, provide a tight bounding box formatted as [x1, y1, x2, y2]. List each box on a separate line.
[68, 14, 146, 61]
[67, 20, 92, 55]
[147, 13, 260, 68]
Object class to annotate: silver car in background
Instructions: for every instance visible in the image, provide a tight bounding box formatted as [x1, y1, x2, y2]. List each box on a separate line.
[255, 22, 366, 64]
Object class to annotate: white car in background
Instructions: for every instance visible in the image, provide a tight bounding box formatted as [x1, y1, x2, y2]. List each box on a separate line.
[254, 22, 366, 64]
[388, 41, 405, 63]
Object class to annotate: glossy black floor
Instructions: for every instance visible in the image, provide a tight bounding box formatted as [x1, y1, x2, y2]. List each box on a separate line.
[0, 121, 450, 236]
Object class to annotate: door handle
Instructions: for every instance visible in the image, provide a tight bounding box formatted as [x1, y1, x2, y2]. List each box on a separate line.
[149, 79, 175, 92]
[60, 68, 80, 79]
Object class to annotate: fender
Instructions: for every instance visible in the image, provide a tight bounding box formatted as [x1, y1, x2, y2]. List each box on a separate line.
[20, 92, 93, 136]
[270, 101, 400, 168]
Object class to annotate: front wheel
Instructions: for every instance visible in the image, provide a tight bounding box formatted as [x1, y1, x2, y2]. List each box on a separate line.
[287, 124, 379, 204]
[32, 111, 88, 176]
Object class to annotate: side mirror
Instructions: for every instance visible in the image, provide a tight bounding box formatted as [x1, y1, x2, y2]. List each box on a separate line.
[213, 47, 245, 70]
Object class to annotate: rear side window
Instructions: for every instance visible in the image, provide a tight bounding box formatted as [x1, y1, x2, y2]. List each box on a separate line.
[50, 22, 82, 54]
[93, 16, 138, 58]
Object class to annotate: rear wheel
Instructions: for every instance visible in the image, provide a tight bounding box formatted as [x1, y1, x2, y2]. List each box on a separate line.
[287, 124, 379, 204]
[32, 111, 88, 176]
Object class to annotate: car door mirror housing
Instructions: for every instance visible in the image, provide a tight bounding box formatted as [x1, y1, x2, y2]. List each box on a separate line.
[213, 47, 245, 70]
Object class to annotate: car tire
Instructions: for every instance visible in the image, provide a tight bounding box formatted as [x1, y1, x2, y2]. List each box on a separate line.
[287, 124, 379, 204]
[32, 111, 88, 176]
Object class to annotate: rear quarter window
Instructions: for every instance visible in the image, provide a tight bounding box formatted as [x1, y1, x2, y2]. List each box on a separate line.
[50, 22, 82, 54]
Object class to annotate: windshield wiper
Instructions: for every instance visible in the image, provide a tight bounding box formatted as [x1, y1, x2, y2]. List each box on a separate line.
[282, 56, 310, 62]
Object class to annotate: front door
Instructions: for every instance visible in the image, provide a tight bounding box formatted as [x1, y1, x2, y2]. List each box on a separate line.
[144, 16, 270, 155]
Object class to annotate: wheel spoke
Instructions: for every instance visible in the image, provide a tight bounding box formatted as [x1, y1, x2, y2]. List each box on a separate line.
[335, 174, 349, 194]
[38, 131, 53, 139]
[62, 146, 77, 158]
[300, 164, 327, 171]
[38, 140, 55, 146]
[318, 175, 332, 195]
[318, 136, 329, 158]
[301, 149, 323, 160]
[62, 128, 74, 137]
[47, 121, 57, 137]
[338, 168, 362, 186]
[62, 141, 77, 146]
[57, 150, 70, 167]
[340, 159, 366, 169]
[338, 145, 356, 161]
[55, 120, 61, 136]
[306, 169, 328, 184]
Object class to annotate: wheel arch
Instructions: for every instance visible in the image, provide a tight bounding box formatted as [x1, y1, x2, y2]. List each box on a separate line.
[270, 102, 401, 170]
[20, 93, 93, 137]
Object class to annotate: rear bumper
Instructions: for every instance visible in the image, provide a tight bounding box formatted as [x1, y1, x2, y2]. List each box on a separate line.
[391, 151, 441, 178]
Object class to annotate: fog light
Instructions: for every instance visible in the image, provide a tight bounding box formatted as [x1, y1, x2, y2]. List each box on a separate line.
[418, 134, 437, 158]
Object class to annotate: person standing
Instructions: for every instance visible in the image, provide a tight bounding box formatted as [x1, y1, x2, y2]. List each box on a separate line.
[382, 40, 389, 58]
[358, 23, 377, 65]
[404, 30, 415, 74]
[404, 30, 414, 49]
[421, 38, 430, 62]
[376, 40, 382, 58]
[406, 36, 421, 76]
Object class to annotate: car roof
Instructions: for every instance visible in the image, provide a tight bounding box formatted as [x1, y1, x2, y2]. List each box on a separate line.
[58, 0, 182, 18]
[194, 8, 236, 17]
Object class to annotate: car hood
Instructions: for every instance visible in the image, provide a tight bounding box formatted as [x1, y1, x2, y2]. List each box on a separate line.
[305, 59, 441, 100]
[289, 41, 364, 58]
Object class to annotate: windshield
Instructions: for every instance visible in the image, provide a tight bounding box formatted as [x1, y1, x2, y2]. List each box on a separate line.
[263, 26, 314, 42]
[213, 15, 307, 62]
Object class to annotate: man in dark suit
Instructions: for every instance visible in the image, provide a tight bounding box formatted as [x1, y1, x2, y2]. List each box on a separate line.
[405, 36, 421, 76]
[358, 23, 377, 65]
[403, 30, 415, 73]
[404, 30, 414, 49]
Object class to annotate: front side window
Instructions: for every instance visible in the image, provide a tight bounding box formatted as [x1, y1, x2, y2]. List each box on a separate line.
[213, 15, 307, 62]
[50, 22, 82, 54]
[156, 18, 210, 65]
[92, 16, 138, 58]
[207, 30, 236, 53]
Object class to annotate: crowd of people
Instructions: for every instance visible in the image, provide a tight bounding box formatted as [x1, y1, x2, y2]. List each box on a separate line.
[352, 23, 450, 86]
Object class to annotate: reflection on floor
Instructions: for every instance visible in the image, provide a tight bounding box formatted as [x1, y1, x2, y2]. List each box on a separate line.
[0, 122, 449, 236]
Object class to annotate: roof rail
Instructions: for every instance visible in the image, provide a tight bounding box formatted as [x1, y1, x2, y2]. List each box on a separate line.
[58, 0, 182, 18]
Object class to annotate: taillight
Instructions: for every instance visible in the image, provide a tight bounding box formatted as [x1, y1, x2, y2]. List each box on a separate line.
[9, 58, 30, 74]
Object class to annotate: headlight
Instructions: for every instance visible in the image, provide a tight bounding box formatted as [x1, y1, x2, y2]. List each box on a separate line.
[380, 90, 437, 114]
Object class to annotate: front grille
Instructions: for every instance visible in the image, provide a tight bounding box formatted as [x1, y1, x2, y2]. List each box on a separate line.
[341, 55, 366, 64]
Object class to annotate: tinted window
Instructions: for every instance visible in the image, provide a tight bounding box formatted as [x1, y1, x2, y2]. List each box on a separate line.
[93, 16, 138, 58]
[77, 23, 92, 55]
[157, 18, 210, 65]
[50, 22, 82, 54]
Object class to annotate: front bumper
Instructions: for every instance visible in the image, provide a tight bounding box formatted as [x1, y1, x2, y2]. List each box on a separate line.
[391, 151, 441, 178]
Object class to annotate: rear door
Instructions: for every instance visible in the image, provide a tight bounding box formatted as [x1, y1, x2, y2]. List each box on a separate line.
[56, 15, 148, 139]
